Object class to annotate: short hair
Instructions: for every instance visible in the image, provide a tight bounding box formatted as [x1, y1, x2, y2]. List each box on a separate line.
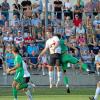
[12, 46, 19, 53]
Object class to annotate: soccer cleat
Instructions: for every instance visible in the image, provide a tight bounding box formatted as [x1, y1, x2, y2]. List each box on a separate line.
[66, 87, 70, 93]
[89, 96, 95, 100]
[88, 71, 95, 74]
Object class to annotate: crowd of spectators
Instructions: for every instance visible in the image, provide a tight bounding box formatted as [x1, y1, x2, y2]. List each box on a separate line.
[0, 0, 100, 76]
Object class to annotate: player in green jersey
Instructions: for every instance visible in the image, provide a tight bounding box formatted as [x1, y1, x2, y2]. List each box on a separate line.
[56, 34, 94, 93]
[7, 46, 32, 100]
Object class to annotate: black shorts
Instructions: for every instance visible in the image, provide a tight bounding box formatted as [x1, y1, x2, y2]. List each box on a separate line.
[24, 77, 30, 83]
[49, 53, 61, 66]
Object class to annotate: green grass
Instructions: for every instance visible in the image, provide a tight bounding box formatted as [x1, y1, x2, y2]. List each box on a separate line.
[1, 95, 100, 100]
[0, 87, 100, 100]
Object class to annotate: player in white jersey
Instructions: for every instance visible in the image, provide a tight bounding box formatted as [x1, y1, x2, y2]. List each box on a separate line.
[38, 32, 62, 88]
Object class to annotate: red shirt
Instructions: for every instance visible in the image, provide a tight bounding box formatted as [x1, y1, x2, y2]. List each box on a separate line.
[73, 18, 82, 27]
[24, 36, 35, 44]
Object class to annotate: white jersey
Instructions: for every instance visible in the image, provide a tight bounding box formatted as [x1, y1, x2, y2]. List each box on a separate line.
[23, 61, 30, 78]
[45, 36, 61, 54]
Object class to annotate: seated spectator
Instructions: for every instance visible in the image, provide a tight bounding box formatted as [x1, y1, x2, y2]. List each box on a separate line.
[73, 14, 82, 27]
[21, 16, 31, 34]
[89, 42, 100, 55]
[53, 0, 63, 20]
[93, 15, 100, 28]
[95, 0, 100, 14]
[84, 0, 94, 17]
[21, 0, 32, 18]
[95, 51, 100, 75]
[5, 45, 14, 70]
[76, 23, 85, 36]
[27, 42, 39, 70]
[74, 0, 83, 19]
[36, 33, 44, 50]
[18, 42, 27, 57]
[12, 0, 21, 19]
[63, 0, 73, 20]
[24, 33, 35, 45]
[1, 0, 10, 20]
[78, 42, 89, 56]
[14, 30, 24, 45]
[81, 50, 94, 71]
[32, 0, 43, 14]
[76, 34, 86, 46]
[64, 24, 72, 41]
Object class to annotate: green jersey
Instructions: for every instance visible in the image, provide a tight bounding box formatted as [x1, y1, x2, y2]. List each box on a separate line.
[60, 39, 68, 54]
[14, 54, 23, 73]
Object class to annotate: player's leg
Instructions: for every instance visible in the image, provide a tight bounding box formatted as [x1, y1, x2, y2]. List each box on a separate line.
[62, 62, 70, 93]
[12, 81, 18, 100]
[89, 82, 100, 100]
[55, 58, 62, 88]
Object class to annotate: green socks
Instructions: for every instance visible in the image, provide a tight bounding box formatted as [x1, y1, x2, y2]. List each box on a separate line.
[13, 87, 17, 99]
[63, 76, 68, 86]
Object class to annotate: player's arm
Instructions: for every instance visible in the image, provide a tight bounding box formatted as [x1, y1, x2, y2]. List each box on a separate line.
[8, 63, 20, 73]
[38, 47, 48, 59]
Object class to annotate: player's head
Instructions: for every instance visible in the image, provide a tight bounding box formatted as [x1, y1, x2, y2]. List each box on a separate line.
[54, 34, 61, 39]
[12, 46, 19, 55]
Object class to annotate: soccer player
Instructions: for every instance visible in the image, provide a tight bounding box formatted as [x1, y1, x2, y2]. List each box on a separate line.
[89, 82, 100, 100]
[7, 46, 32, 100]
[56, 34, 94, 93]
[38, 32, 62, 88]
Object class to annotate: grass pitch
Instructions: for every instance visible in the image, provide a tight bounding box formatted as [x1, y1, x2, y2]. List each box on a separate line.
[0, 87, 100, 100]
[0, 95, 98, 100]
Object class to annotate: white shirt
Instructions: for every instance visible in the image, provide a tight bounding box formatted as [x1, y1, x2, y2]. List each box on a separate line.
[45, 36, 61, 54]
[14, 36, 24, 44]
[23, 61, 30, 77]
[64, 2, 72, 9]
[95, 55, 100, 63]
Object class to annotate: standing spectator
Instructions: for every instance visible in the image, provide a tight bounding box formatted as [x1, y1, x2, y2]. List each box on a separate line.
[63, 0, 73, 20]
[84, 0, 94, 17]
[54, 0, 63, 20]
[1, 0, 10, 20]
[74, 0, 83, 19]
[12, 0, 21, 19]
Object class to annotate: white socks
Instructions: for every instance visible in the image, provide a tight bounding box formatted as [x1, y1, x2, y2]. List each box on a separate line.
[25, 90, 32, 100]
[56, 71, 62, 87]
[49, 71, 54, 88]
[94, 87, 100, 100]
[42, 67, 45, 75]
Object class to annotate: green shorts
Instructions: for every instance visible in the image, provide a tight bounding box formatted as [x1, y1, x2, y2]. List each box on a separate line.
[61, 54, 79, 71]
[14, 71, 24, 84]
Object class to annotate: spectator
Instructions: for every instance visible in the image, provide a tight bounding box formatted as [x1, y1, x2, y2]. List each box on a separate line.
[32, 0, 43, 14]
[81, 50, 94, 71]
[5, 45, 14, 70]
[95, 26, 100, 43]
[27, 42, 39, 69]
[54, 0, 63, 20]
[95, 0, 100, 14]
[76, 23, 85, 35]
[93, 15, 100, 28]
[14, 30, 24, 45]
[63, 0, 73, 20]
[24, 33, 35, 45]
[0, 15, 5, 27]
[73, 14, 82, 27]
[12, 0, 21, 19]
[74, 0, 83, 19]
[90, 42, 100, 55]
[84, 0, 94, 17]
[76, 34, 86, 46]
[1, 0, 10, 20]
